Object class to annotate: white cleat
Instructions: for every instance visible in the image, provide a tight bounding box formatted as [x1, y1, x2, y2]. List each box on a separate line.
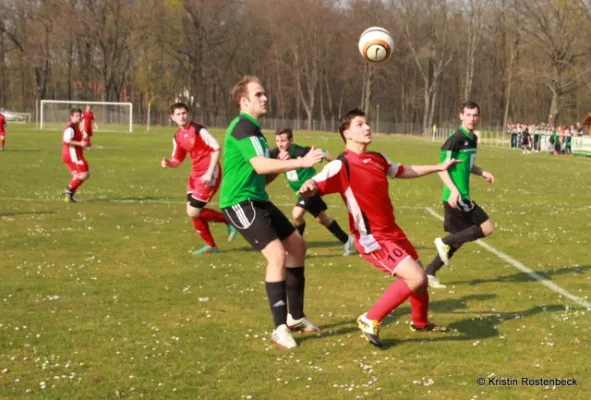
[271, 324, 297, 349]
[287, 314, 320, 333]
[434, 237, 451, 266]
[343, 235, 355, 256]
[427, 274, 447, 289]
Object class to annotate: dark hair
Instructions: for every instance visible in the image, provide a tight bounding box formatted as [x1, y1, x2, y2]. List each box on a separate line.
[70, 108, 82, 115]
[459, 101, 480, 114]
[170, 102, 189, 114]
[338, 108, 366, 142]
[230, 75, 261, 108]
[275, 128, 293, 140]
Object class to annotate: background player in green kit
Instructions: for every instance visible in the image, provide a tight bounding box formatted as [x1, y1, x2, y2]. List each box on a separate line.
[220, 76, 325, 349]
[269, 128, 355, 256]
[425, 101, 496, 289]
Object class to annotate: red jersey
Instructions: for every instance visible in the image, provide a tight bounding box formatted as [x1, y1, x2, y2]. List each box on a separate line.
[171, 121, 220, 177]
[312, 150, 406, 253]
[82, 111, 95, 135]
[0, 114, 6, 134]
[62, 121, 85, 163]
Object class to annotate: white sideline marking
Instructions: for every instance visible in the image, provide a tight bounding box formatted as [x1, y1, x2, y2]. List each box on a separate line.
[425, 207, 591, 310]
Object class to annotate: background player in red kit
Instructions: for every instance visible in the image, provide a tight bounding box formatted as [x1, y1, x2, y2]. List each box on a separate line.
[81, 105, 98, 147]
[298, 108, 460, 347]
[0, 112, 6, 151]
[161, 103, 237, 255]
[62, 108, 90, 202]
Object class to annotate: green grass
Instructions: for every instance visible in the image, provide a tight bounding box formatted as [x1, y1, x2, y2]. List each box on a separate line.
[0, 124, 590, 399]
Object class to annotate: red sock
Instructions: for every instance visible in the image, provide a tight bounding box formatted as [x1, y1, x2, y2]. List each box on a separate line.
[192, 217, 216, 247]
[68, 177, 84, 193]
[366, 279, 413, 322]
[409, 289, 429, 328]
[200, 208, 226, 223]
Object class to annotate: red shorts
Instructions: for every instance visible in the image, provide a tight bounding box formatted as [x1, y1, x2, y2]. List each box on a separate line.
[186, 173, 221, 203]
[359, 238, 419, 276]
[64, 158, 89, 173]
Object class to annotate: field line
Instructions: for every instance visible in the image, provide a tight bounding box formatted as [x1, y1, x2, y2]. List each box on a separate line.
[425, 207, 591, 310]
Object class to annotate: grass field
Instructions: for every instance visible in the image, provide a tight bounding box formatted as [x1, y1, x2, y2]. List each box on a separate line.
[1, 124, 590, 399]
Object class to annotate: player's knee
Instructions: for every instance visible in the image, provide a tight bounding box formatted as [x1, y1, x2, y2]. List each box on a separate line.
[482, 219, 495, 236]
[80, 172, 90, 180]
[187, 207, 202, 219]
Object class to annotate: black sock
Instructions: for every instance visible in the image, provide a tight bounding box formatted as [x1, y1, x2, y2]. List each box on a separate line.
[286, 266, 305, 319]
[442, 226, 485, 246]
[326, 220, 349, 244]
[295, 222, 306, 236]
[425, 247, 458, 276]
[265, 281, 287, 328]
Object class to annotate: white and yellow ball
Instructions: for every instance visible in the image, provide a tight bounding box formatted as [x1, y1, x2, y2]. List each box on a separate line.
[358, 27, 394, 63]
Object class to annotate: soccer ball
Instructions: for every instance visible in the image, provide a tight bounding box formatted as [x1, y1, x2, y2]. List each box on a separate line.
[358, 27, 394, 63]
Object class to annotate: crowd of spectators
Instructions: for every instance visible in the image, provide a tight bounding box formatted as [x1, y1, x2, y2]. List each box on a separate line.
[506, 121, 587, 155]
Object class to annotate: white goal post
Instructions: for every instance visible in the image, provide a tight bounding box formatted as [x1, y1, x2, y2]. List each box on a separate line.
[40, 100, 133, 133]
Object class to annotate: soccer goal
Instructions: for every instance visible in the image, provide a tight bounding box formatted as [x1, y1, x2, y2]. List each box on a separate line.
[40, 100, 133, 133]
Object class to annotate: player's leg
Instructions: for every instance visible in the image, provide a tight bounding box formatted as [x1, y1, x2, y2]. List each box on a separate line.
[193, 175, 237, 242]
[0, 134, 5, 150]
[439, 202, 493, 247]
[291, 205, 307, 236]
[186, 195, 220, 254]
[315, 210, 354, 255]
[64, 161, 89, 202]
[271, 202, 319, 333]
[223, 200, 297, 348]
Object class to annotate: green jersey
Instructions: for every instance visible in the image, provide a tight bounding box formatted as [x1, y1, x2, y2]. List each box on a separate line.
[268, 144, 316, 196]
[439, 126, 478, 201]
[220, 113, 270, 208]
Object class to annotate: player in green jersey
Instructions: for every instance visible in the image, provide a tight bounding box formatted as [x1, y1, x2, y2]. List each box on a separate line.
[425, 101, 496, 289]
[220, 76, 325, 349]
[269, 128, 355, 256]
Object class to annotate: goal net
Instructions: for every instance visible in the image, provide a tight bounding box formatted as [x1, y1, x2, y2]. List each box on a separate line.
[40, 100, 133, 132]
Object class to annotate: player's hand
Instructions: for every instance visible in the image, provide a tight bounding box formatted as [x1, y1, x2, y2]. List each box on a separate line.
[481, 171, 495, 183]
[200, 171, 214, 186]
[298, 179, 318, 197]
[278, 151, 290, 160]
[447, 190, 461, 209]
[161, 158, 170, 168]
[439, 159, 462, 171]
[300, 147, 324, 168]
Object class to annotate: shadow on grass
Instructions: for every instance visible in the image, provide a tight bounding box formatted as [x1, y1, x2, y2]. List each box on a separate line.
[298, 292, 565, 349]
[444, 265, 591, 286]
[0, 210, 57, 217]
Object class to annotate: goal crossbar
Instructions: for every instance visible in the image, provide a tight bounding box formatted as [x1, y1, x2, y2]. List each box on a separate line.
[40, 100, 133, 132]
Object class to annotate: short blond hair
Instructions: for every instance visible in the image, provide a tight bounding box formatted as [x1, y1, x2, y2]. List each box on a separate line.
[230, 75, 261, 108]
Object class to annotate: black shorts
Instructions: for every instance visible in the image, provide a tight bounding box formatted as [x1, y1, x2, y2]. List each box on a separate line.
[222, 200, 296, 251]
[294, 193, 328, 217]
[443, 200, 489, 233]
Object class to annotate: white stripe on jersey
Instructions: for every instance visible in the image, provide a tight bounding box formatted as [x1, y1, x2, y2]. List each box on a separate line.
[69, 146, 79, 162]
[312, 159, 343, 183]
[250, 136, 264, 156]
[382, 154, 401, 178]
[63, 127, 75, 142]
[343, 187, 380, 253]
[198, 128, 220, 150]
[171, 138, 178, 158]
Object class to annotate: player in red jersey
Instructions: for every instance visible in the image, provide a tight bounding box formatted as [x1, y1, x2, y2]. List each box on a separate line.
[298, 108, 460, 347]
[81, 105, 98, 147]
[161, 103, 237, 255]
[62, 108, 90, 202]
[0, 112, 6, 151]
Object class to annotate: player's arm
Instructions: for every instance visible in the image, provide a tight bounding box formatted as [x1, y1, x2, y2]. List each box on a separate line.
[324, 151, 335, 162]
[198, 128, 221, 183]
[471, 164, 495, 183]
[299, 159, 348, 197]
[161, 138, 186, 168]
[232, 121, 325, 175]
[63, 127, 87, 148]
[396, 160, 462, 179]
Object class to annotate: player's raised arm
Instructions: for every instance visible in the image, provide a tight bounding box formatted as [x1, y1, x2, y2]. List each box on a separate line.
[471, 164, 495, 183]
[249, 146, 324, 175]
[299, 159, 349, 197]
[396, 159, 462, 179]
